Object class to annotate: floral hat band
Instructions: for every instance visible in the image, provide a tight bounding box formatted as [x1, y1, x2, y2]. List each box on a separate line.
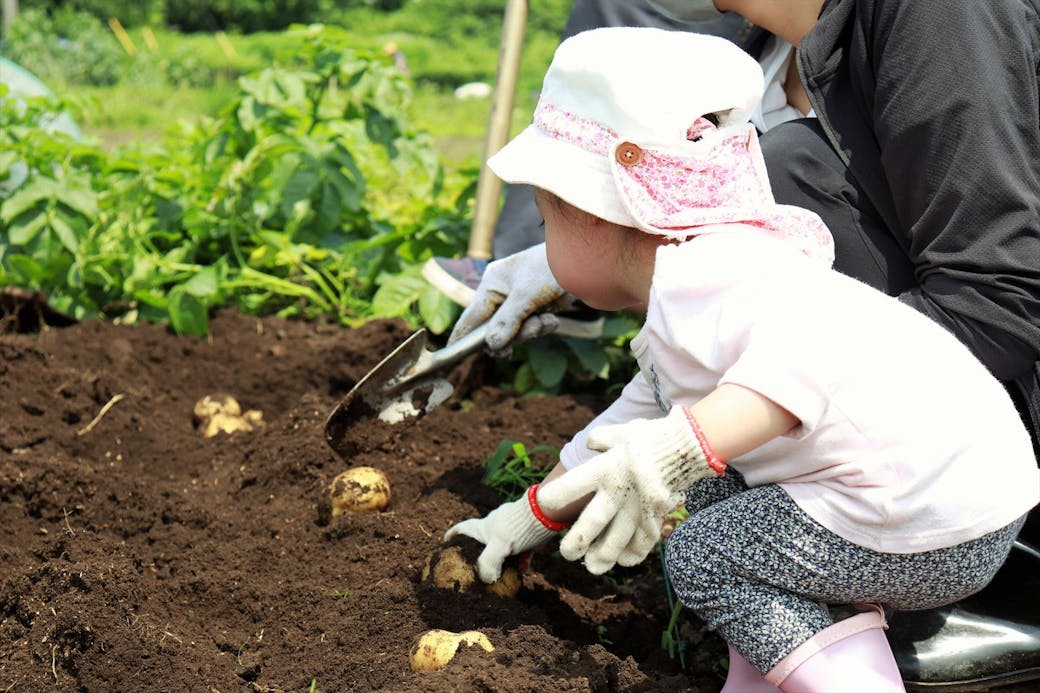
[531, 100, 835, 267]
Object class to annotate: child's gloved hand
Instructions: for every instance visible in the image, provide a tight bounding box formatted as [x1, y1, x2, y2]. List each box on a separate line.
[538, 405, 726, 575]
[448, 243, 574, 352]
[443, 485, 566, 583]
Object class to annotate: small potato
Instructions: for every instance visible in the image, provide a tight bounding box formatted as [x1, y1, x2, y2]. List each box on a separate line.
[193, 394, 241, 424]
[421, 542, 521, 598]
[202, 412, 254, 438]
[484, 566, 521, 599]
[421, 546, 476, 593]
[408, 629, 493, 673]
[329, 466, 391, 515]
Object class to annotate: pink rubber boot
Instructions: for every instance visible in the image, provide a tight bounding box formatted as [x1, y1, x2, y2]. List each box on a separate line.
[765, 605, 905, 692]
[722, 642, 781, 692]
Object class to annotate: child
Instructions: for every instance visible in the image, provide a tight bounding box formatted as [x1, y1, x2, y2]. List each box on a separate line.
[443, 28, 1038, 692]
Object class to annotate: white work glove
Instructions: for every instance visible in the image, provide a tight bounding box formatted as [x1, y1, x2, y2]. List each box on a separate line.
[538, 405, 726, 575]
[444, 486, 564, 583]
[448, 243, 574, 352]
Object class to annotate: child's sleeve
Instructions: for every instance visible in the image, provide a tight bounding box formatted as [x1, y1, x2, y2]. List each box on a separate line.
[559, 371, 665, 469]
[716, 304, 835, 440]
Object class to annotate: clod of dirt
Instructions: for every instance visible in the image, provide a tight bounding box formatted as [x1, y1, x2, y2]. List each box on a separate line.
[408, 629, 494, 673]
[421, 537, 522, 598]
[327, 466, 391, 516]
[192, 394, 264, 437]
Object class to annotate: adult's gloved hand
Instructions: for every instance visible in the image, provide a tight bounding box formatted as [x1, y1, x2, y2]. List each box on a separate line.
[448, 243, 574, 352]
[443, 485, 566, 583]
[538, 405, 726, 575]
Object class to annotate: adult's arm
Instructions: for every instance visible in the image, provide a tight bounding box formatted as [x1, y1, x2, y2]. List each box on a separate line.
[868, 0, 1040, 380]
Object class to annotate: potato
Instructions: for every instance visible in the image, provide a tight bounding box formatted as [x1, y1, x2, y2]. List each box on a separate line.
[408, 629, 493, 673]
[193, 394, 241, 424]
[202, 412, 255, 438]
[194, 394, 264, 437]
[328, 466, 391, 515]
[421, 542, 522, 598]
[421, 545, 476, 592]
[484, 566, 521, 599]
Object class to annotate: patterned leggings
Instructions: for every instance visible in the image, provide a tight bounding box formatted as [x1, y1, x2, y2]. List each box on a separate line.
[664, 472, 1025, 673]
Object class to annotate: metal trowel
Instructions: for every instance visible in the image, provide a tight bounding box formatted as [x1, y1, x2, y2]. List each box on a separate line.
[324, 323, 488, 456]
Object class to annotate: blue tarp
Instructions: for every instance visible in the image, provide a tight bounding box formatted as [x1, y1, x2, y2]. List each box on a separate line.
[0, 55, 83, 138]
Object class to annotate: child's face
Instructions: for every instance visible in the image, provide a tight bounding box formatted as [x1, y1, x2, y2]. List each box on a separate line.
[534, 190, 651, 313]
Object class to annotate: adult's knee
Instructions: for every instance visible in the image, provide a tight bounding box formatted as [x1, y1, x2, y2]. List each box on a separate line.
[759, 119, 847, 209]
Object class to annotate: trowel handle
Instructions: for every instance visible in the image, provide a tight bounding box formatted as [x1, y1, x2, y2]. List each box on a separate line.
[420, 322, 491, 374]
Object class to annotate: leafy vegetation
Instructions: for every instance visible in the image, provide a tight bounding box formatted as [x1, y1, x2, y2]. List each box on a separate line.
[481, 440, 558, 502]
[2, 4, 565, 160]
[1, 25, 468, 335]
[1, 4, 640, 394]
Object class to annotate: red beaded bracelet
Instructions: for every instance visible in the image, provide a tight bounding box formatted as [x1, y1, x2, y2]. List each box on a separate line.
[527, 484, 570, 532]
[680, 405, 727, 475]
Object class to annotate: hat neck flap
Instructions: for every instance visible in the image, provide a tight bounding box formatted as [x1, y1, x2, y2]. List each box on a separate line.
[534, 101, 835, 267]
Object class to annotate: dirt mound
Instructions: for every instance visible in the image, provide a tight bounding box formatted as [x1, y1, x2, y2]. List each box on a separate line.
[1, 309, 722, 691]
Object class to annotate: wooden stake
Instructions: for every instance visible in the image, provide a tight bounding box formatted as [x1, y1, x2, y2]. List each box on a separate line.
[141, 26, 159, 53]
[215, 31, 238, 60]
[107, 18, 137, 56]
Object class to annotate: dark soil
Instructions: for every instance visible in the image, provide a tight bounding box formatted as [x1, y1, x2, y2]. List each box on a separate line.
[0, 308, 725, 692]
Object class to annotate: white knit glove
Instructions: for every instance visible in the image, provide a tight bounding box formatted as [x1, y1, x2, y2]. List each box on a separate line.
[448, 243, 574, 352]
[538, 405, 726, 575]
[443, 486, 564, 583]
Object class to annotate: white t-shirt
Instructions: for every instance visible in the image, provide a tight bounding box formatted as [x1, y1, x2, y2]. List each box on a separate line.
[751, 36, 813, 133]
[560, 229, 1039, 554]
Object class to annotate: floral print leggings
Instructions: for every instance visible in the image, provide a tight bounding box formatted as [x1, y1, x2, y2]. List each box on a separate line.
[664, 472, 1025, 673]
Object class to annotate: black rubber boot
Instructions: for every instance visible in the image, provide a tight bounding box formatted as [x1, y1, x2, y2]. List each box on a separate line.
[888, 539, 1040, 691]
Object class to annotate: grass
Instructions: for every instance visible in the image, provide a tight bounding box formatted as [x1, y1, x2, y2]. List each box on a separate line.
[54, 12, 561, 166]
[67, 81, 237, 148]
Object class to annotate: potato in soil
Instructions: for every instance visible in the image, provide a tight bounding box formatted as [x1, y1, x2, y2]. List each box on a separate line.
[421, 537, 521, 598]
[193, 394, 264, 437]
[193, 393, 241, 423]
[328, 466, 391, 515]
[408, 629, 494, 673]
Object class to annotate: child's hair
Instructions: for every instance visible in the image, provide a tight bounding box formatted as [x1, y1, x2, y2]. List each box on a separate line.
[536, 189, 599, 230]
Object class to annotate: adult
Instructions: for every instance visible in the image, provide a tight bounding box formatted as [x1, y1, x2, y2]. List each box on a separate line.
[744, 4, 1040, 683]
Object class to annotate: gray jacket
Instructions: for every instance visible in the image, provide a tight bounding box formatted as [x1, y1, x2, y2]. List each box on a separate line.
[799, 0, 1040, 449]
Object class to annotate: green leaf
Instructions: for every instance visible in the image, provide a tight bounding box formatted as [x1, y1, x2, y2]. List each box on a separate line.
[601, 313, 641, 339]
[58, 179, 98, 220]
[316, 179, 343, 235]
[364, 107, 399, 158]
[370, 272, 426, 318]
[325, 167, 362, 213]
[417, 284, 457, 335]
[281, 167, 319, 219]
[562, 337, 610, 379]
[181, 267, 219, 299]
[5, 253, 46, 283]
[237, 96, 263, 132]
[168, 288, 209, 336]
[527, 340, 568, 388]
[6, 212, 48, 245]
[49, 214, 79, 253]
[513, 361, 537, 393]
[1, 177, 56, 223]
[204, 132, 229, 165]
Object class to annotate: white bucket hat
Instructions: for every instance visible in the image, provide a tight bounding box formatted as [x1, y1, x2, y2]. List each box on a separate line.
[488, 27, 834, 266]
